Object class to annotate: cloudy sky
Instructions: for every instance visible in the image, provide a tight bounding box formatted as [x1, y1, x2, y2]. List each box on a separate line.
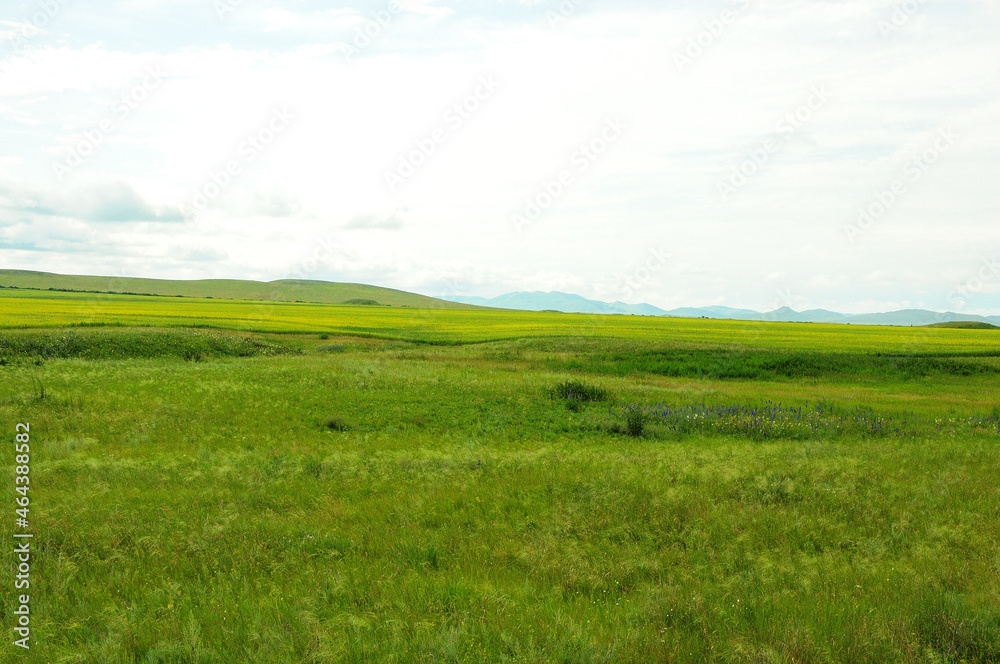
[1, 0, 998, 314]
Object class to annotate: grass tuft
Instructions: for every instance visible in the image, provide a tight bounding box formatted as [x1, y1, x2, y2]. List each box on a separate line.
[551, 379, 611, 403]
[624, 405, 645, 437]
[323, 416, 350, 432]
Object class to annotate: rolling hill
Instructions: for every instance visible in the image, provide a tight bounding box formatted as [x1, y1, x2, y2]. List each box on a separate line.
[0, 269, 474, 309]
[925, 321, 1000, 330]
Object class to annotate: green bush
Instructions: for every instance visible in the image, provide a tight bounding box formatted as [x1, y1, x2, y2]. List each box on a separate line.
[323, 417, 349, 432]
[551, 379, 610, 403]
[624, 406, 645, 437]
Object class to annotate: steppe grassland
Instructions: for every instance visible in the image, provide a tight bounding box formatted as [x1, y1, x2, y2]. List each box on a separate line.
[1, 288, 998, 352]
[1, 289, 999, 662]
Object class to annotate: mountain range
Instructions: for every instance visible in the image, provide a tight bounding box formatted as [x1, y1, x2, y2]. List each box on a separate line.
[443, 292, 1000, 327]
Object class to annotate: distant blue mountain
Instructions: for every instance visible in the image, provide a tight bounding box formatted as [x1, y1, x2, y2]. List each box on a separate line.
[444, 291, 669, 316]
[441, 292, 1000, 327]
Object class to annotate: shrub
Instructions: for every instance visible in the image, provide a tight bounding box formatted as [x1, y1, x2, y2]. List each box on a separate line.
[323, 417, 349, 432]
[302, 456, 324, 478]
[552, 380, 610, 403]
[624, 406, 645, 437]
[182, 349, 204, 362]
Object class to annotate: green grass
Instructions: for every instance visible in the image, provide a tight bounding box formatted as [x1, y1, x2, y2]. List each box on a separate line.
[2, 311, 1000, 661]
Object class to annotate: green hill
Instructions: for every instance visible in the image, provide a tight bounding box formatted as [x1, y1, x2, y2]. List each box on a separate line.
[0, 269, 473, 309]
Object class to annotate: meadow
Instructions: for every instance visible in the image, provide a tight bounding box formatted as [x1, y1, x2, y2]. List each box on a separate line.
[2, 288, 999, 663]
[2, 287, 1000, 353]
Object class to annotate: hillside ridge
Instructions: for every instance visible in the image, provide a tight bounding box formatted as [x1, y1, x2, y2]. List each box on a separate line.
[0, 269, 473, 309]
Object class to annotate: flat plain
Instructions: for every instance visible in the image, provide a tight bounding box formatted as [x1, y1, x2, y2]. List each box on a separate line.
[2, 288, 999, 663]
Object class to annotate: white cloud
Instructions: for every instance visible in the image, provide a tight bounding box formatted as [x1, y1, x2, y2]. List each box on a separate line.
[0, 177, 183, 222]
[0, 0, 999, 312]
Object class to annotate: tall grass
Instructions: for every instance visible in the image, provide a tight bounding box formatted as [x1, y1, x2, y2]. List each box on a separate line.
[2, 331, 999, 662]
[0, 327, 299, 361]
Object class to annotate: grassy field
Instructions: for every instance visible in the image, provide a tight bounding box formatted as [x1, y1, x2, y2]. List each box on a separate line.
[2, 289, 1000, 662]
[1, 288, 999, 353]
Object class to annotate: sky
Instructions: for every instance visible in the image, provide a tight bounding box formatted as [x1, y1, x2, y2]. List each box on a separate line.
[1, 0, 999, 314]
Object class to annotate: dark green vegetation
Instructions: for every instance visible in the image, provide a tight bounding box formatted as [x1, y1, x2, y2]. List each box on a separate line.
[0, 269, 473, 309]
[622, 405, 646, 438]
[551, 380, 612, 414]
[0, 328, 300, 363]
[552, 346, 1000, 381]
[2, 323, 1000, 663]
[341, 299, 383, 306]
[551, 379, 612, 403]
[926, 321, 999, 330]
